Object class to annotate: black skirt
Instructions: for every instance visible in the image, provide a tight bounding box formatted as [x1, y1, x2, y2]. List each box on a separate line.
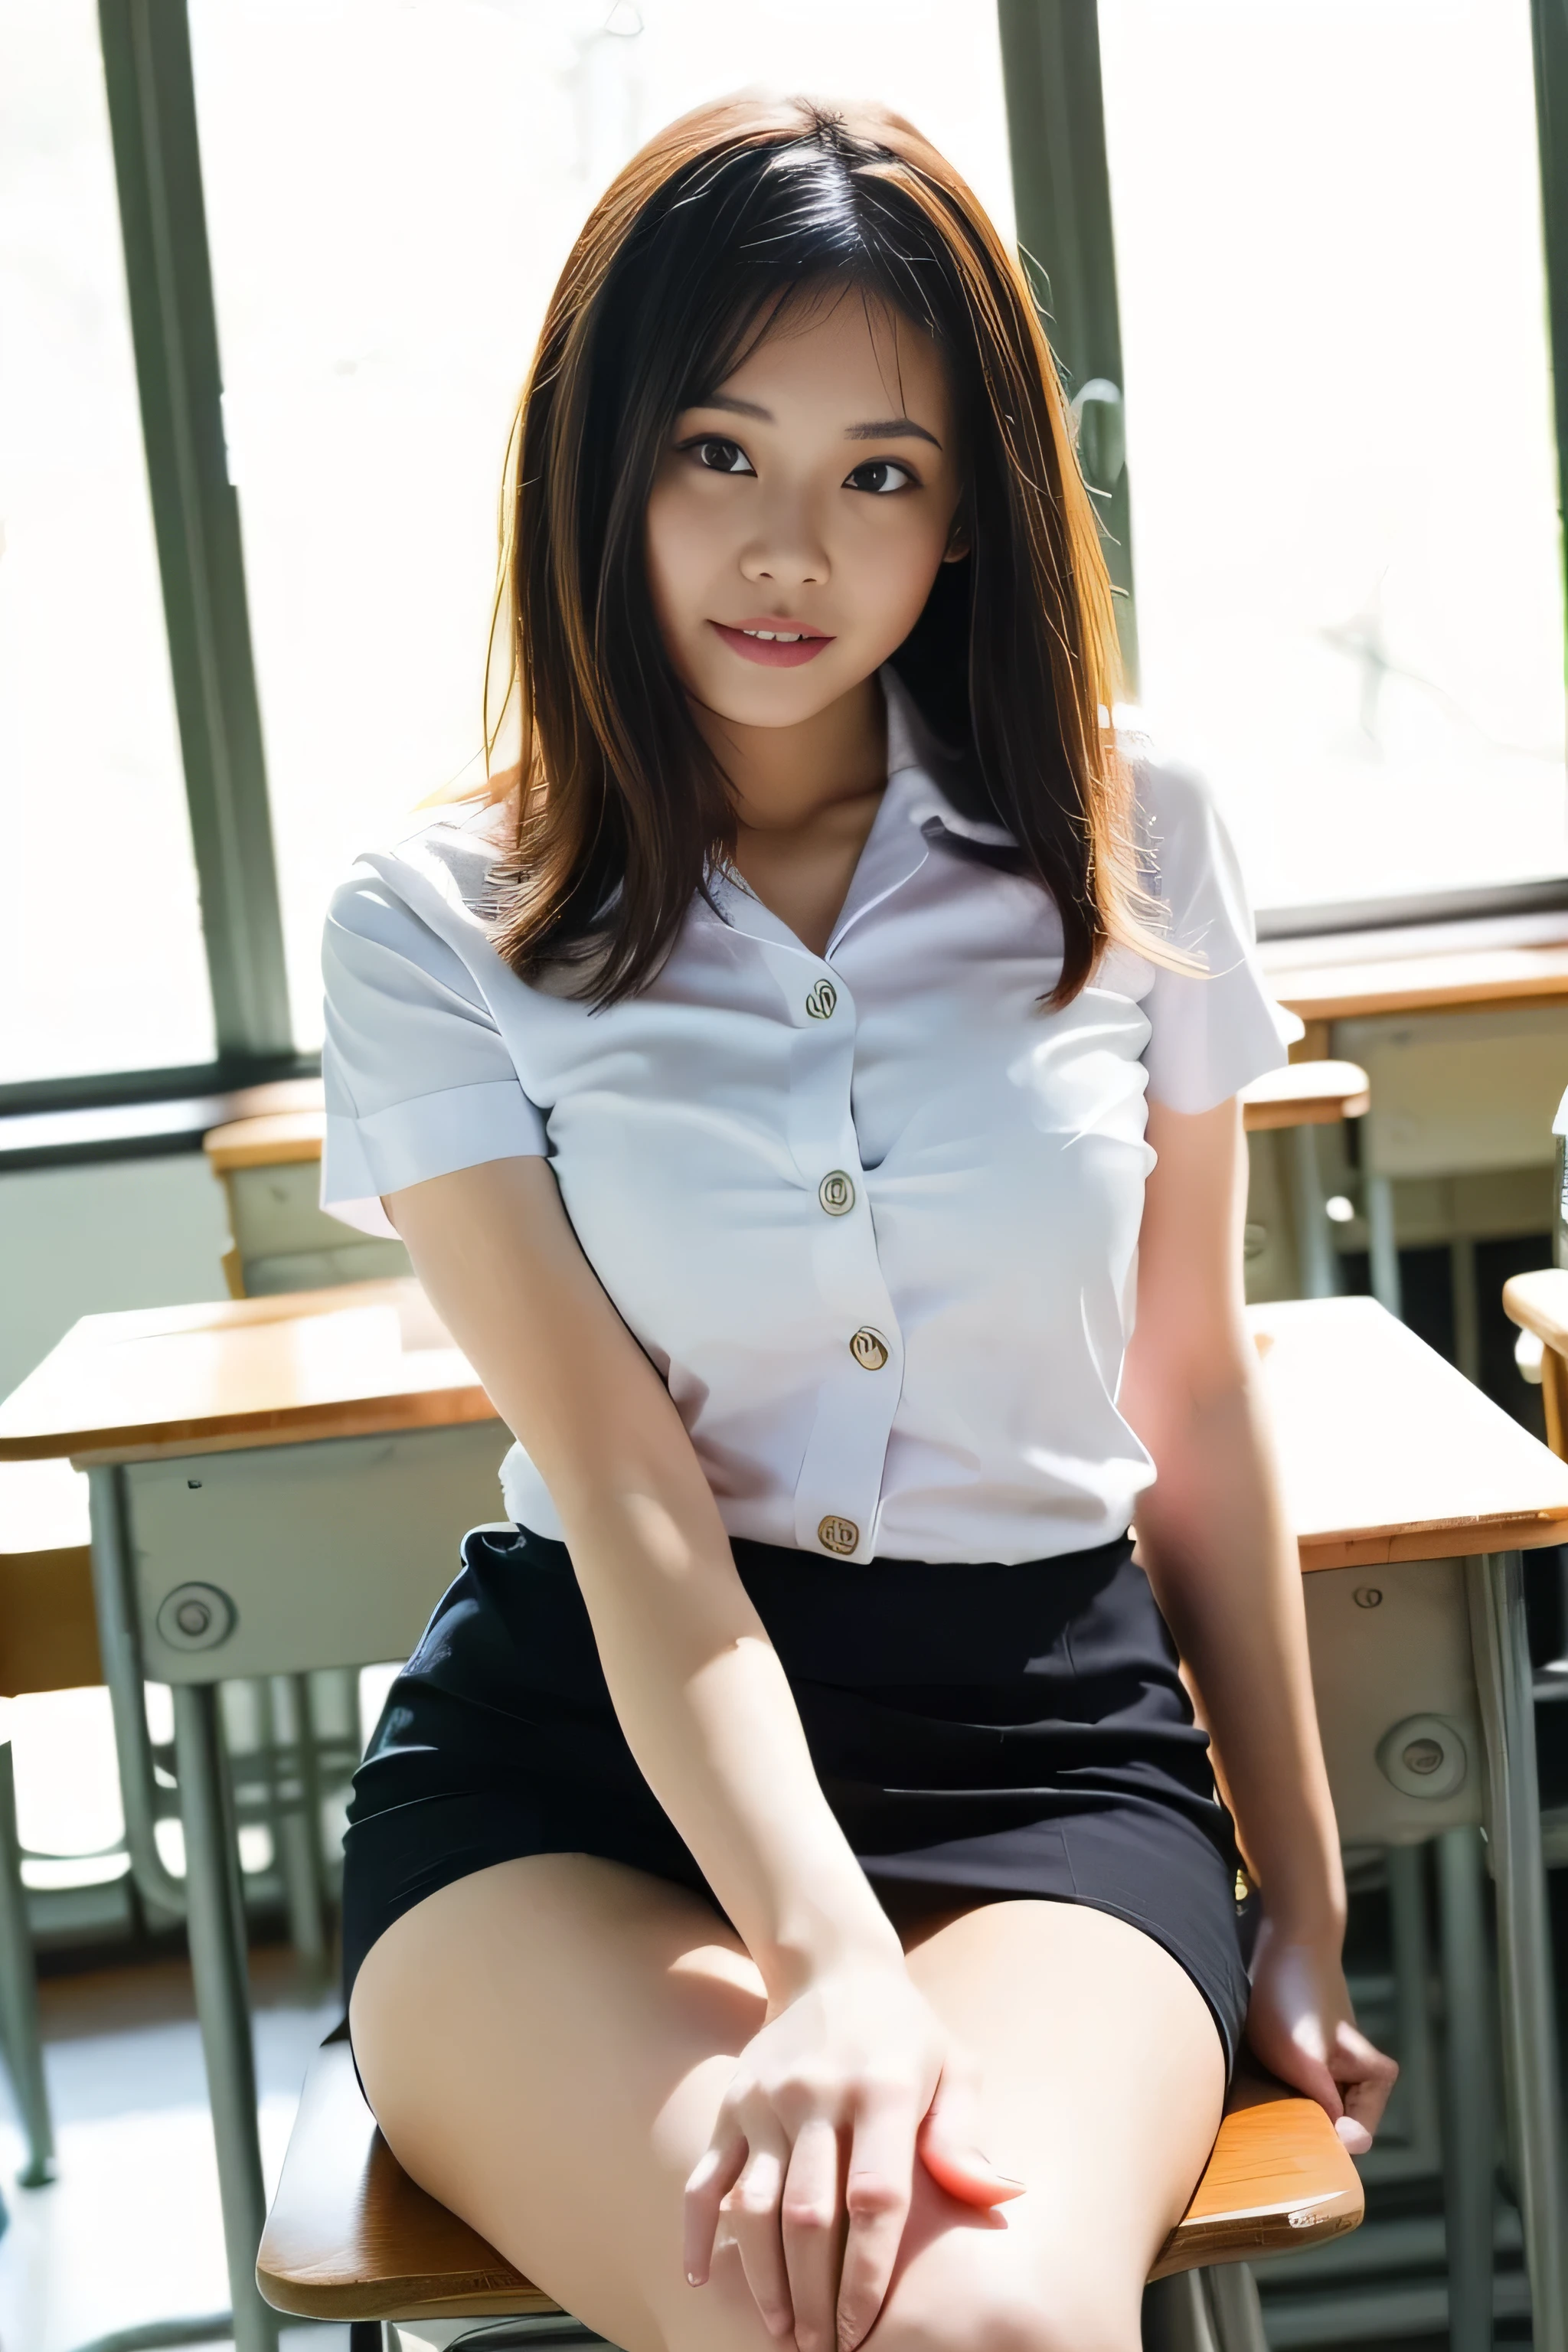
[342, 1525, 1255, 2071]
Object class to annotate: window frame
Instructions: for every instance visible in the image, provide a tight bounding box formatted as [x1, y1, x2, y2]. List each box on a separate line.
[996, 0, 1568, 942]
[3, 0, 305, 1122]
[13, 0, 1568, 1125]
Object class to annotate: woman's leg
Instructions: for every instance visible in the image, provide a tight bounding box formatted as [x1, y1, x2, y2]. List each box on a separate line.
[348, 1854, 1225, 2352]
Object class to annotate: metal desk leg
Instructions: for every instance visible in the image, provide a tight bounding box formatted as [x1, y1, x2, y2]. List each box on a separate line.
[0, 1740, 54, 2185]
[1366, 1174, 1403, 1319]
[267, 1673, 326, 1973]
[85, 1468, 186, 1920]
[1385, 1844, 1441, 2167]
[1467, 1551, 1566, 2352]
[1450, 1236, 1481, 1386]
[1285, 1125, 1338, 1299]
[1437, 1824, 1495, 2352]
[172, 1683, 279, 2352]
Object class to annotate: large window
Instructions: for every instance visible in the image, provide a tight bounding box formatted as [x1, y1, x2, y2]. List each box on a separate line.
[9, 2, 1568, 1102]
[186, 0, 1018, 1047]
[2, 0, 214, 1085]
[1098, 0, 1566, 916]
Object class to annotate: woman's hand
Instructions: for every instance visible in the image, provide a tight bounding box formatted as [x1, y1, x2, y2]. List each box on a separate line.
[684, 1954, 1022, 2352]
[1244, 1915, 1398, 2153]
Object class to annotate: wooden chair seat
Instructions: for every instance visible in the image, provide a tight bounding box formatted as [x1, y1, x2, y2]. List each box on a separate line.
[0, 1458, 100, 1697]
[256, 2037, 1364, 2326]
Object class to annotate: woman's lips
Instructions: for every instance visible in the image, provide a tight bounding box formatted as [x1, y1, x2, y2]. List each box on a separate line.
[710, 620, 835, 668]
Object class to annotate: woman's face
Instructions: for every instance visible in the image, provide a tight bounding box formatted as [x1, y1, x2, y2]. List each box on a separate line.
[645, 288, 965, 730]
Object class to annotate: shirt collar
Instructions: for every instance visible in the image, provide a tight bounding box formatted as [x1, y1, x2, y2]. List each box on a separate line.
[707, 668, 1015, 958]
[882, 668, 1017, 851]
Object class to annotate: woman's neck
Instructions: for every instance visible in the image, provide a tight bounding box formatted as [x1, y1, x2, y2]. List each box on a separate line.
[694, 675, 890, 957]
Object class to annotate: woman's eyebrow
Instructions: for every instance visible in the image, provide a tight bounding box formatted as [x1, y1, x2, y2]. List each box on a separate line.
[688, 394, 941, 449]
[845, 416, 942, 447]
[692, 394, 772, 421]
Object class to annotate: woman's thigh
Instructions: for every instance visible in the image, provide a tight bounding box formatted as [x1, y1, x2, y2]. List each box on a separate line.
[348, 1856, 1226, 2352]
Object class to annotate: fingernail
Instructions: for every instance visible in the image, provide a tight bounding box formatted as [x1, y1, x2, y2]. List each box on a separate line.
[685, 2271, 703, 2288]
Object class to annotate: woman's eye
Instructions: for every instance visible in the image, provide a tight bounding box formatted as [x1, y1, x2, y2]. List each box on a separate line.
[691, 437, 755, 476]
[844, 458, 915, 495]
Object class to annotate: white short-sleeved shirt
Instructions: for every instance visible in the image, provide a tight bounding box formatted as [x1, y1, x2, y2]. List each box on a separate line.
[321, 675, 1288, 1565]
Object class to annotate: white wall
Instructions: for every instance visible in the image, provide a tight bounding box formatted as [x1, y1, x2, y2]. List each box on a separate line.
[0, 1154, 230, 1402]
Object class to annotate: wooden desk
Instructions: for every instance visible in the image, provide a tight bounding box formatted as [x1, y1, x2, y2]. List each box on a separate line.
[1260, 914, 1568, 1324]
[1239, 1063, 1371, 1302]
[0, 1283, 488, 1466]
[1254, 1295, 1568, 1569]
[198, 1106, 409, 1303]
[1263, 910, 1568, 1028]
[0, 1291, 506, 2352]
[204, 1109, 326, 1173]
[1239, 1060, 1369, 1133]
[2, 1288, 1564, 2352]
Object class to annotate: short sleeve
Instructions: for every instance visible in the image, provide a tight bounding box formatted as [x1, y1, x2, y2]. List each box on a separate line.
[320, 862, 547, 1238]
[1138, 761, 1292, 1114]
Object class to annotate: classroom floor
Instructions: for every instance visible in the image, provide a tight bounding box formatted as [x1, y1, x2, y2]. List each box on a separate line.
[0, 1943, 346, 2352]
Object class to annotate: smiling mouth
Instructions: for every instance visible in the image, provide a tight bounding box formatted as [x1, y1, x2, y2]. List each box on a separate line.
[710, 620, 835, 668]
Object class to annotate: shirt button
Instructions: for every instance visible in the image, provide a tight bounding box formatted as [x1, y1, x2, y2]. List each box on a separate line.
[818, 1171, 855, 1217]
[849, 1328, 889, 1370]
[818, 1515, 859, 1555]
[805, 978, 838, 1021]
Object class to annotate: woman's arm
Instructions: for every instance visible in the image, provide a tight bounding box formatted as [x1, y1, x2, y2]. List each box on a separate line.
[384, 1156, 1014, 2347]
[1118, 1097, 1396, 2148]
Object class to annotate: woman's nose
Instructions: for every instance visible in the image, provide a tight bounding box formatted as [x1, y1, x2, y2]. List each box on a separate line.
[739, 491, 830, 589]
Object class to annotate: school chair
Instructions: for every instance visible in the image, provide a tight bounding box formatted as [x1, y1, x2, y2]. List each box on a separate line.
[256, 2027, 1362, 2352]
[0, 1455, 106, 2189]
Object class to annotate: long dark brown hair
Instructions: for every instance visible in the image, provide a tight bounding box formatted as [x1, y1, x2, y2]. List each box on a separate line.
[485, 94, 1153, 1007]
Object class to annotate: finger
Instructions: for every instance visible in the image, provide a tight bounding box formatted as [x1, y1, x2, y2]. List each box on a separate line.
[723, 2129, 794, 2340]
[1247, 2027, 1348, 2132]
[835, 2092, 917, 2352]
[916, 2061, 1025, 2210]
[1333, 2027, 1399, 2151]
[782, 2116, 844, 2352]
[684, 2125, 746, 2288]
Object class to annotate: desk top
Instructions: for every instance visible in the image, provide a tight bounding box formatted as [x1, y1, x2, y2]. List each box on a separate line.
[1251, 1295, 1568, 1566]
[204, 1108, 327, 1172]
[0, 1283, 492, 1466]
[1263, 910, 1568, 1023]
[2, 1285, 1566, 1566]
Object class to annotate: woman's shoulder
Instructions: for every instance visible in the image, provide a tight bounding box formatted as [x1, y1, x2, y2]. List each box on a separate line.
[1113, 729, 1253, 957]
[1117, 730, 1226, 898]
[328, 795, 511, 936]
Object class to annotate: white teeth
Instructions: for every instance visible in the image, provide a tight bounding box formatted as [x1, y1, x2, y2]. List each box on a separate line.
[742, 629, 805, 642]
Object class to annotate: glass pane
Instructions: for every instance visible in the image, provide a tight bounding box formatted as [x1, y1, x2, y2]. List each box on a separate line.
[188, 0, 1016, 1046]
[1099, 0, 1566, 914]
[0, 0, 214, 1083]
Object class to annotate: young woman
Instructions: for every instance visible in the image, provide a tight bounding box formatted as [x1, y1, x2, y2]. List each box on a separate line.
[325, 96, 1393, 2352]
